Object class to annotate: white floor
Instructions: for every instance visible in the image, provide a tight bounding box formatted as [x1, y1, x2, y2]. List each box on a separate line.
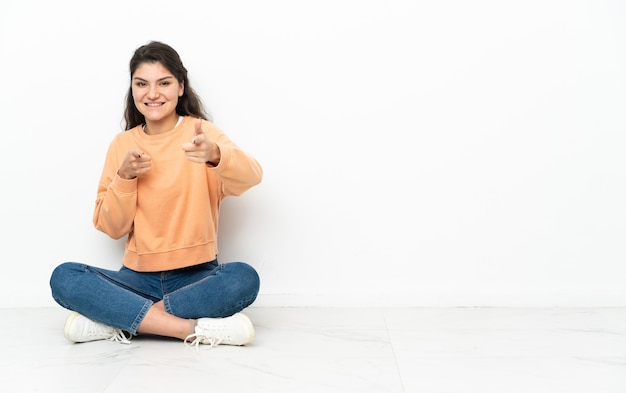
[1, 307, 625, 392]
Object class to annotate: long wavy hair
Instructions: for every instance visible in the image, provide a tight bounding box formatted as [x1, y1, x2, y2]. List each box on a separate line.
[123, 41, 210, 130]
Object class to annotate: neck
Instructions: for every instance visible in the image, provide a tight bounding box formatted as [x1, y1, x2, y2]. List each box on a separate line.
[144, 115, 180, 135]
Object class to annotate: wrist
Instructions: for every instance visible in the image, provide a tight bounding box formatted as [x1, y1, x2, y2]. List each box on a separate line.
[206, 145, 221, 167]
[118, 170, 136, 180]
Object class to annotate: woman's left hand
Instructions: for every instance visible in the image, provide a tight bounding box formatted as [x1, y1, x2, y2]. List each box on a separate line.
[182, 119, 221, 166]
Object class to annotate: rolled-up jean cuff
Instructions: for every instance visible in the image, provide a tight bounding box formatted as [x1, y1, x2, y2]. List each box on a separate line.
[129, 300, 153, 335]
[163, 294, 173, 315]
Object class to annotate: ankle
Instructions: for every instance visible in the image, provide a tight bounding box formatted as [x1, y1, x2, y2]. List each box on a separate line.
[189, 319, 198, 336]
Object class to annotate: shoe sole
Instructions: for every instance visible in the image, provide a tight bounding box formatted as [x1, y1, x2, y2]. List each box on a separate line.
[63, 311, 81, 342]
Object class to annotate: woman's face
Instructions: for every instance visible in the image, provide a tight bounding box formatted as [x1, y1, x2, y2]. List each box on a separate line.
[131, 62, 184, 124]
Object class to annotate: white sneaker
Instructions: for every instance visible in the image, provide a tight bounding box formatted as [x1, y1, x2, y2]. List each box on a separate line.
[185, 313, 255, 348]
[64, 312, 131, 344]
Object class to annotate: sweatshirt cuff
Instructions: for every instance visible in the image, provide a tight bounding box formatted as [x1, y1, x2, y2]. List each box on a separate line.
[207, 143, 231, 172]
[112, 172, 138, 193]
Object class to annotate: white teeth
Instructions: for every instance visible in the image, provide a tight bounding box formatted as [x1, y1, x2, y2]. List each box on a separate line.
[146, 103, 162, 107]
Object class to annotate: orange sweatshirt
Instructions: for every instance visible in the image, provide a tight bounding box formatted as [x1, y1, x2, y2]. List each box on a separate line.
[93, 116, 262, 272]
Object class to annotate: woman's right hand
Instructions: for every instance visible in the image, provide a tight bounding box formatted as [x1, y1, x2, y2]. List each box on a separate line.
[118, 148, 151, 180]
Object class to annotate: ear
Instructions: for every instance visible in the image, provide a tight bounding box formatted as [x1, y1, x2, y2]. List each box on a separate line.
[178, 81, 184, 97]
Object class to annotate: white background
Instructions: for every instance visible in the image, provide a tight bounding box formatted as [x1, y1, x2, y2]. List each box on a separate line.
[1, 0, 625, 308]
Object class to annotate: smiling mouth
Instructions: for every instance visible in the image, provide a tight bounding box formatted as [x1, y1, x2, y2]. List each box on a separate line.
[145, 102, 164, 107]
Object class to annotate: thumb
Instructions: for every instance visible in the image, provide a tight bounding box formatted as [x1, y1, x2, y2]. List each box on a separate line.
[192, 119, 204, 144]
[194, 119, 204, 135]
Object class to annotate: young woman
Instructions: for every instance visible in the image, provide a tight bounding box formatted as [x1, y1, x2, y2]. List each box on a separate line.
[50, 41, 262, 348]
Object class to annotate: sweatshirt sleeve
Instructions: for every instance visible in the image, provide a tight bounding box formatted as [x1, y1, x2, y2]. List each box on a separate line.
[92, 138, 138, 240]
[204, 121, 263, 197]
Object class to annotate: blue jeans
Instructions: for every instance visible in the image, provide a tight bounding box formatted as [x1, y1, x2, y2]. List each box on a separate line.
[50, 260, 260, 335]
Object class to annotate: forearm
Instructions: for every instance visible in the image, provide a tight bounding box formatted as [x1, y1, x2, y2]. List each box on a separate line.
[212, 145, 263, 196]
[92, 175, 138, 239]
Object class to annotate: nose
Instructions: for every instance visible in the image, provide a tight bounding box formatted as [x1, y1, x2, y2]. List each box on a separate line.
[147, 84, 160, 99]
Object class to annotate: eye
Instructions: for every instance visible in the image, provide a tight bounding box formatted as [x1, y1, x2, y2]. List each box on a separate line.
[160, 81, 171, 86]
[134, 81, 147, 87]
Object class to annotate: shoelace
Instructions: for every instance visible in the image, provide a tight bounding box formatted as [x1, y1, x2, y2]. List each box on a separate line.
[108, 330, 132, 345]
[184, 332, 223, 349]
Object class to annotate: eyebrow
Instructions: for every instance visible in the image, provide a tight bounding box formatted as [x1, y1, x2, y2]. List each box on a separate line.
[132, 76, 176, 82]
